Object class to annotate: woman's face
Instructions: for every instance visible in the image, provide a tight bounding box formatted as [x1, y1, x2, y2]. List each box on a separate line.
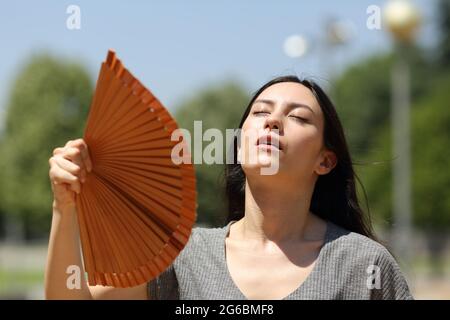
[239, 82, 336, 181]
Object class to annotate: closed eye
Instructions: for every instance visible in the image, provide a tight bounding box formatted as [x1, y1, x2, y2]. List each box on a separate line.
[252, 111, 270, 116]
[289, 115, 308, 123]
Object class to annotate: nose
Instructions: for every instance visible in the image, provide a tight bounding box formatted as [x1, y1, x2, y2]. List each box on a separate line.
[264, 113, 283, 134]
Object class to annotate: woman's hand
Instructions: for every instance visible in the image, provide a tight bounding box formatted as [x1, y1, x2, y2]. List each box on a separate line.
[48, 139, 93, 212]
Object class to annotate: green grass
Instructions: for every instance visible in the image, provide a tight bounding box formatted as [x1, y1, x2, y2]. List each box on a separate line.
[0, 268, 44, 297]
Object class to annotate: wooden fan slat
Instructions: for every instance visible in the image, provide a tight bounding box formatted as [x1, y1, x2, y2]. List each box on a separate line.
[181, 164, 196, 178]
[79, 180, 117, 274]
[86, 64, 119, 141]
[94, 97, 155, 146]
[179, 214, 197, 230]
[153, 111, 172, 124]
[90, 72, 128, 141]
[175, 222, 192, 240]
[181, 190, 197, 208]
[93, 173, 169, 257]
[157, 247, 179, 267]
[96, 138, 174, 159]
[106, 49, 116, 67]
[95, 174, 179, 259]
[96, 143, 173, 160]
[84, 63, 112, 140]
[90, 75, 138, 141]
[97, 141, 173, 159]
[89, 56, 129, 144]
[94, 159, 183, 178]
[96, 184, 168, 263]
[148, 99, 165, 113]
[181, 177, 196, 190]
[151, 255, 168, 273]
[98, 122, 171, 155]
[181, 173, 196, 187]
[112, 56, 125, 77]
[96, 158, 177, 171]
[117, 68, 136, 87]
[93, 96, 160, 145]
[96, 158, 183, 183]
[98, 162, 184, 199]
[125, 270, 145, 287]
[171, 231, 189, 249]
[89, 178, 170, 287]
[98, 195, 182, 280]
[97, 160, 183, 189]
[106, 147, 173, 158]
[78, 182, 112, 278]
[126, 271, 142, 287]
[82, 179, 135, 274]
[117, 274, 130, 288]
[103, 273, 114, 287]
[163, 120, 179, 134]
[89, 176, 147, 273]
[94, 272, 107, 286]
[139, 89, 155, 104]
[95, 128, 168, 158]
[96, 127, 175, 157]
[98, 165, 184, 212]
[75, 193, 96, 285]
[97, 155, 178, 168]
[95, 167, 183, 227]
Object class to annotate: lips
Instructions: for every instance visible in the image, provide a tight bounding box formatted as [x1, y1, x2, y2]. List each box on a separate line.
[256, 134, 283, 151]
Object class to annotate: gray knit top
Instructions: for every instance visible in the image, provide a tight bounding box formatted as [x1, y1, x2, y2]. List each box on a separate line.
[147, 220, 413, 300]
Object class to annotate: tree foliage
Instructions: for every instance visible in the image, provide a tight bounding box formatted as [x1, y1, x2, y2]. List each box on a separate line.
[174, 81, 250, 226]
[0, 53, 92, 239]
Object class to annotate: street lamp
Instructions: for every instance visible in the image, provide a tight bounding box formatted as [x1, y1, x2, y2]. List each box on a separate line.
[283, 35, 309, 59]
[383, 0, 421, 265]
[283, 18, 354, 80]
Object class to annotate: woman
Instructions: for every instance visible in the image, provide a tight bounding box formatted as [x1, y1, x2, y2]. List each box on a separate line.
[45, 76, 413, 300]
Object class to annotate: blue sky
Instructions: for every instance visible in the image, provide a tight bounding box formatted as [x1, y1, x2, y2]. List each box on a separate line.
[0, 0, 438, 121]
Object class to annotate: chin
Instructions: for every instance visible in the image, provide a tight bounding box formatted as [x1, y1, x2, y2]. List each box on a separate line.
[241, 156, 282, 176]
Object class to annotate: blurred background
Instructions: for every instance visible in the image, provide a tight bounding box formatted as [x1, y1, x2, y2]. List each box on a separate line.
[0, 0, 449, 299]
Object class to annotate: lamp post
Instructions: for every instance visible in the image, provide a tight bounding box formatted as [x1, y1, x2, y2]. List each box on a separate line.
[383, 0, 421, 265]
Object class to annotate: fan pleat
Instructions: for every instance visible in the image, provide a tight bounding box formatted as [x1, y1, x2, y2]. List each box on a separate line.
[91, 176, 165, 264]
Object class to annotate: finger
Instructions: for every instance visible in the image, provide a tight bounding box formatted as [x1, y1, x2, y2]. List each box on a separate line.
[53, 156, 85, 183]
[61, 147, 87, 176]
[49, 163, 81, 194]
[53, 147, 64, 156]
[67, 139, 92, 173]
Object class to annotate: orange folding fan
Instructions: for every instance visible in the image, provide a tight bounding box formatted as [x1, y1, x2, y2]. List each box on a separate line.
[75, 49, 197, 288]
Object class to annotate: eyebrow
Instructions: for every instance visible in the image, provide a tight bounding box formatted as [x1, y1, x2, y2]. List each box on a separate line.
[253, 99, 315, 115]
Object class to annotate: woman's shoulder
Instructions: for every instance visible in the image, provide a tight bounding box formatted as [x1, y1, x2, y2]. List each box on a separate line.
[328, 221, 387, 252]
[328, 222, 406, 271]
[325, 221, 413, 299]
[175, 223, 227, 259]
[187, 223, 227, 245]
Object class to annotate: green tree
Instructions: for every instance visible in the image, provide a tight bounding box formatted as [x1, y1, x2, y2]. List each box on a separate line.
[358, 73, 450, 274]
[174, 80, 250, 226]
[0, 53, 92, 240]
[358, 73, 450, 231]
[331, 48, 431, 157]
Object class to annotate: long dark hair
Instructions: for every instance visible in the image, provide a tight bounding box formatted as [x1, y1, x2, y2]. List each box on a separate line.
[224, 75, 377, 240]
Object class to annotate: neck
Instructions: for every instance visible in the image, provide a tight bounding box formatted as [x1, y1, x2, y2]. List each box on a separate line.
[239, 176, 321, 243]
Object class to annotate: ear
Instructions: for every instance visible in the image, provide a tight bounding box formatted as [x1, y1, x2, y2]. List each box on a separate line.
[314, 150, 337, 175]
